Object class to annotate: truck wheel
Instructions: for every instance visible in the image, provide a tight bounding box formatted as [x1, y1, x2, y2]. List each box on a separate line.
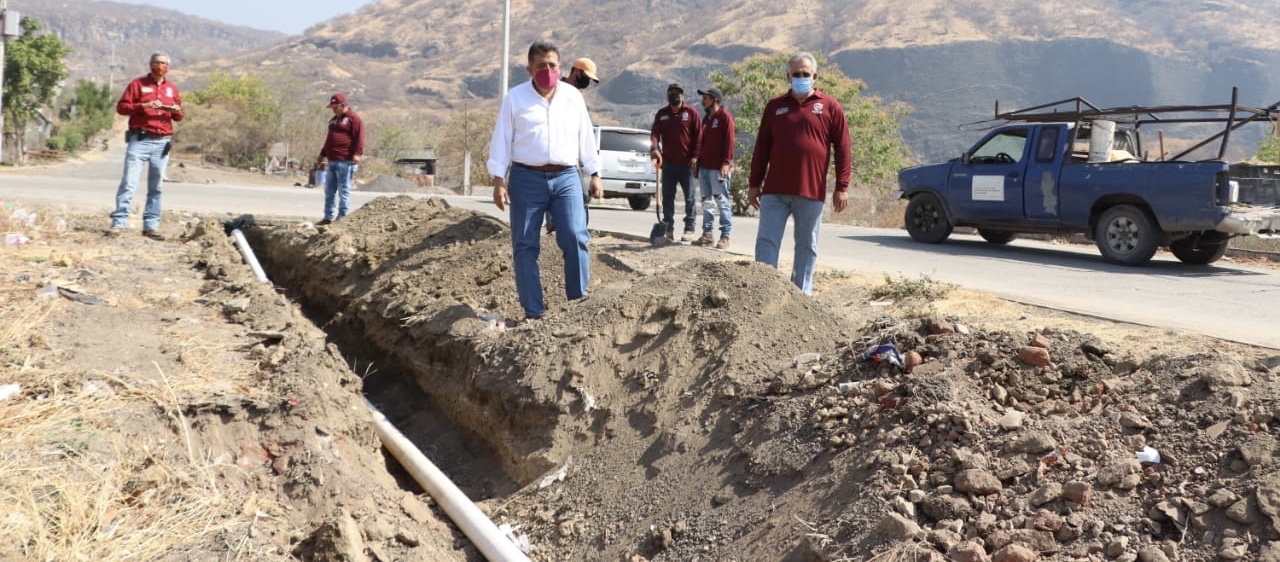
[1094, 205, 1159, 265]
[628, 195, 651, 211]
[905, 193, 952, 244]
[977, 228, 1017, 244]
[1169, 233, 1229, 265]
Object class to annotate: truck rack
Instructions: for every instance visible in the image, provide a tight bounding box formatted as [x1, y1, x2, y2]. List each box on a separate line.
[963, 87, 1280, 160]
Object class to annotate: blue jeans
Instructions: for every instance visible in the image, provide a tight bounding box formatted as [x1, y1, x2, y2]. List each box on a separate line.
[508, 165, 590, 318]
[111, 133, 170, 230]
[661, 163, 696, 233]
[697, 168, 732, 238]
[754, 194, 825, 295]
[324, 160, 355, 220]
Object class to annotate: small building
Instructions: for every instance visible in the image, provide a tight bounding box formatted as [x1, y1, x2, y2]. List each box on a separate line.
[395, 149, 438, 186]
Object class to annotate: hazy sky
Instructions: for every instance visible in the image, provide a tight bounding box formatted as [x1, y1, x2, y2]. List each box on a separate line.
[105, 0, 374, 35]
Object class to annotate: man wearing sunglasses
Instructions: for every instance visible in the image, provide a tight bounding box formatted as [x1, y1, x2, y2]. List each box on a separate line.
[748, 52, 852, 295]
[110, 52, 184, 240]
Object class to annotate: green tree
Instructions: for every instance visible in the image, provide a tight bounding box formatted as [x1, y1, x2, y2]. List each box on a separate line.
[48, 80, 115, 153]
[183, 72, 281, 168]
[1256, 126, 1280, 163]
[2, 16, 71, 164]
[710, 52, 913, 222]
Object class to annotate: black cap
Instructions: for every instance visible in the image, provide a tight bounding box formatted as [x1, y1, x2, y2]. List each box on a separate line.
[667, 83, 683, 93]
[697, 87, 723, 102]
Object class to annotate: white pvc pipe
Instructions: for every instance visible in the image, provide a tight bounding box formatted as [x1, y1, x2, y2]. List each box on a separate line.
[231, 229, 269, 283]
[230, 233, 526, 560]
[365, 400, 532, 562]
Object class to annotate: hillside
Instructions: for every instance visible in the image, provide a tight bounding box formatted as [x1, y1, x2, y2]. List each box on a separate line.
[13, 0, 285, 87]
[31, 0, 1280, 162]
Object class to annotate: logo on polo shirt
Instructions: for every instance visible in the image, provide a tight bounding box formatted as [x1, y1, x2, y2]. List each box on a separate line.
[813, 102, 824, 115]
[660, 115, 670, 121]
[681, 112, 689, 122]
[775, 107, 790, 116]
[711, 118, 719, 128]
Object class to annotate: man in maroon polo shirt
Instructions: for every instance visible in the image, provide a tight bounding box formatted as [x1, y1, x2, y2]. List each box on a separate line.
[314, 93, 364, 225]
[650, 83, 702, 242]
[693, 86, 735, 249]
[748, 52, 852, 295]
[110, 52, 184, 240]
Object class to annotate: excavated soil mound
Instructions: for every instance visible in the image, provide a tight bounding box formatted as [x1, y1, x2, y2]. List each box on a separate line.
[246, 195, 1280, 561]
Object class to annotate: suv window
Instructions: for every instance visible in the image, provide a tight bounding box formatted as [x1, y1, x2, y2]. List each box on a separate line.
[600, 129, 651, 153]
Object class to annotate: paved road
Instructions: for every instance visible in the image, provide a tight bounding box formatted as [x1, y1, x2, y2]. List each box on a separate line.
[2, 171, 1277, 349]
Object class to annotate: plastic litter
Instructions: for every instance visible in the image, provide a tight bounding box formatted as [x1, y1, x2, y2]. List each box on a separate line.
[1136, 446, 1161, 464]
[0, 384, 20, 402]
[4, 233, 30, 246]
[475, 308, 506, 332]
[538, 455, 574, 489]
[862, 343, 904, 371]
[497, 523, 532, 554]
[36, 285, 59, 298]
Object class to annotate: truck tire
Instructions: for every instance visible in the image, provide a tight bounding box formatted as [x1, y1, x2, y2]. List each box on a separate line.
[905, 193, 952, 244]
[1094, 205, 1159, 265]
[1169, 233, 1229, 265]
[977, 228, 1017, 244]
[628, 195, 651, 211]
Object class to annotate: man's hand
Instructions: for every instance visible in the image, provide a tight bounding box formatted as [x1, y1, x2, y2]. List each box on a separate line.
[166, 104, 181, 113]
[145, 100, 164, 109]
[748, 186, 762, 210]
[832, 190, 849, 213]
[720, 163, 732, 177]
[650, 152, 662, 170]
[589, 176, 604, 200]
[353, 155, 361, 164]
[492, 177, 509, 211]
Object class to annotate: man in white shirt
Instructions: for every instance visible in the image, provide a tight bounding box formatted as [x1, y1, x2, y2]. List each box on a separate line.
[488, 41, 604, 321]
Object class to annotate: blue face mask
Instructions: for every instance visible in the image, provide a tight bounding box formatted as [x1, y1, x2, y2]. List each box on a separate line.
[790, 76, 813, 96]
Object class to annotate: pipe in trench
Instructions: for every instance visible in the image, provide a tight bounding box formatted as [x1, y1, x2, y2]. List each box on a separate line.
[230, 230, 531, 561]
[231, 229, 269, 283]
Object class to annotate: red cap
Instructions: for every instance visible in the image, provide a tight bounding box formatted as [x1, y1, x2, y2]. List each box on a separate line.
[327, 93, 347, 108]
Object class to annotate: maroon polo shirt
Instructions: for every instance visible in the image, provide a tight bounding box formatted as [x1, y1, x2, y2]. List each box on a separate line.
[650, 103, 702, 166]
[320, 109, 365, 162]
[116, 74, 184, 136]
[698, 106, 735, 170]
[749, 89, 852, 202]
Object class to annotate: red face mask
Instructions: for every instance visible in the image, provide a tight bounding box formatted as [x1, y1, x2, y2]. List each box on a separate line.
[534, 66, 559, 92]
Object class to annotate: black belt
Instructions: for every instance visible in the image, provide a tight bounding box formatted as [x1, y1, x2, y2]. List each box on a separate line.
[514, 162, 571, 172]
[130, 130, 171, 140]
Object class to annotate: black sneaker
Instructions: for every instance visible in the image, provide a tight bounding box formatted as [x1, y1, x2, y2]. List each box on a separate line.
[316, 219, 332, 226]
[141, 230, 165, 241]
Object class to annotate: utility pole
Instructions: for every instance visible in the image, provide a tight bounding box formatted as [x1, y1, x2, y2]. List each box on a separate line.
[500, 0, 510, 97]
[0, 0, 12, 165]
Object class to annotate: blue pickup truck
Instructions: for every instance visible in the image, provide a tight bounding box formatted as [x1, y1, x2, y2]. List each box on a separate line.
[894, 94, 1280, 265]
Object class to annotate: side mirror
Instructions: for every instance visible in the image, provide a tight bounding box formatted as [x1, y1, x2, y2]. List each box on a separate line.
[961, 152, 971, 166]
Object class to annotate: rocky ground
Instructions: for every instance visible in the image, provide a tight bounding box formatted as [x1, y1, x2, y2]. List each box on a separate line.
[2, 190, 1280, 562]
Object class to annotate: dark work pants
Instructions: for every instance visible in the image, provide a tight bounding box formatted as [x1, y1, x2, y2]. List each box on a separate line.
[661, 163, 696, 232]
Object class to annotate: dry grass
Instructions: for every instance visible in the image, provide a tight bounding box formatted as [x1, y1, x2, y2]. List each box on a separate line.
[0, 204, 283, 561]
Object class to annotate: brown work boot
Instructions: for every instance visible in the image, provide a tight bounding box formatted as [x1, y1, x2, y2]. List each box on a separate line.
[141, 229, 166, 241]
[715, 236, 730, 249]
[692, 234, 714, 246]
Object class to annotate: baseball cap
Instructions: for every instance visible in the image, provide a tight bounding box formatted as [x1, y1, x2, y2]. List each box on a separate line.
[572, 58, 600, 82]
[697, 87, 723, 102]
[667, 83, 683, 93]
[327, 93, 347, 108]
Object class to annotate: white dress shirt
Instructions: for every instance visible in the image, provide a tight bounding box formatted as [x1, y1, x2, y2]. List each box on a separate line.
[487, 80, 600, 179]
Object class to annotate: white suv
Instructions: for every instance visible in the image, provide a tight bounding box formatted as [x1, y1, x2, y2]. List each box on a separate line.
[586, 126, 657, 210]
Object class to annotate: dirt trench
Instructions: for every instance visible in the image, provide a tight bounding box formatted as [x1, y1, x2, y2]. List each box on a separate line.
[247, 196, 849, 489]
[236, 195, 1280, 562]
